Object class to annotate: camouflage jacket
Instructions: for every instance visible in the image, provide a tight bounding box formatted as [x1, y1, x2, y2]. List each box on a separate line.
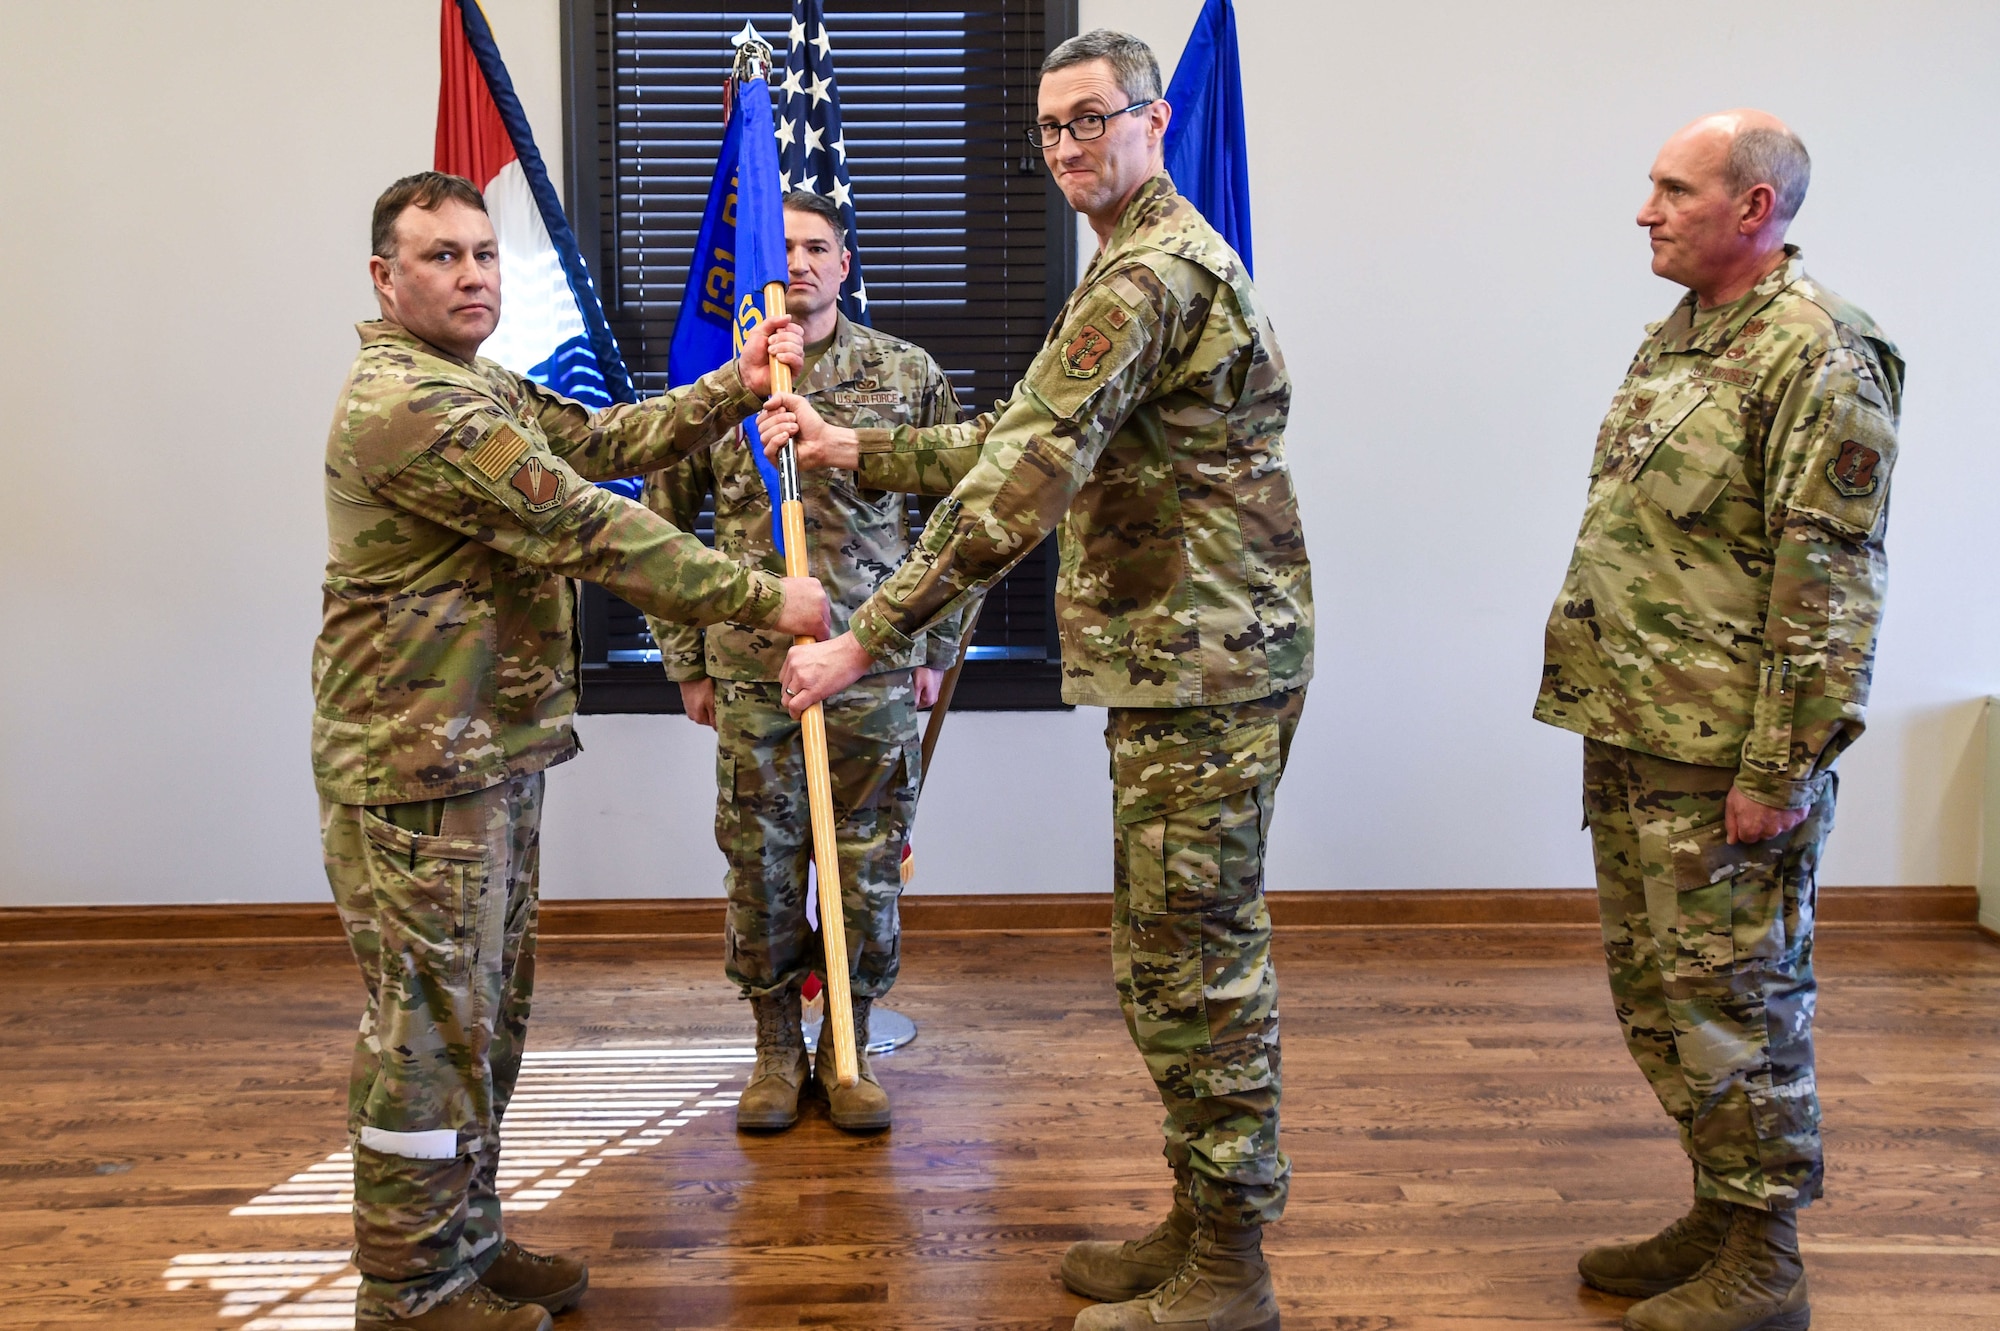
[845, 174, 1314, 708]
[642, 315, 967, 682]
[1535, 250, 1903, 808]
[313, 320, 787, 805]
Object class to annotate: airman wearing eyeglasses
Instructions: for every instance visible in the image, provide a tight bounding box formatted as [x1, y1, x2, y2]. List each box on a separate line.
[759, 28, 1311, 1331]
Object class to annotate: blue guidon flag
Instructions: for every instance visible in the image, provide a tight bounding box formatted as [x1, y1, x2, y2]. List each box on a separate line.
[666, 28, 794, 551]
[777, 0, 868, 323]
[435, 0, 634, 411]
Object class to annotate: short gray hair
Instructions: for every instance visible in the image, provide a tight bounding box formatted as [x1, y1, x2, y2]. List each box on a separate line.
[1040, 28, 1162, 105]
[1725, 126, 1811, 225]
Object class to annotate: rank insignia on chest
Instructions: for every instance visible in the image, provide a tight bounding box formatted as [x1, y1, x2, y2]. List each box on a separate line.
[1827, 439, 1882, 497]
[1063, 325, 1114, 379]
[509, 457, 565, 511]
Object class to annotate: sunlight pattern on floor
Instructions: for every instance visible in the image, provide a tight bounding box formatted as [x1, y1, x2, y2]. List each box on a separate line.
[164, 1044, 751, 1328]
[160, 1253, 355, 1330]
[226, 1045, 749, 1216]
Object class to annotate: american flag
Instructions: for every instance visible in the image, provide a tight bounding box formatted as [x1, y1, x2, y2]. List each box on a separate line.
[774, 0, 868, 323]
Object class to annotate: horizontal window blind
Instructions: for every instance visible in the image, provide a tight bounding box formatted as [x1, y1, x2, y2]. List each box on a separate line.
[595, 1, 1053, 409]
[572, 0, 1069, 704]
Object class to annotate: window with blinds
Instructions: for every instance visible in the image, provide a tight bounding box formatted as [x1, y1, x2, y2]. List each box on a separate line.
[560, 0, 1078, 713]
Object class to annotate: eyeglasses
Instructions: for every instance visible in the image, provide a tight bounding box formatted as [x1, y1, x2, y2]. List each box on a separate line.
[1024, 100, 1157, 149]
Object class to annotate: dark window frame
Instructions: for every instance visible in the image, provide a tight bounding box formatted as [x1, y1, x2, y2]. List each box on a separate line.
[559, 0, 1079, 714]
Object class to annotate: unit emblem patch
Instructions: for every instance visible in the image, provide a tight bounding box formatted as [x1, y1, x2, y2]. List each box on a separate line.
[1826, 439, 1882, 498]
[1063, 325, 1114, 379]
[509, 458, 565, 511]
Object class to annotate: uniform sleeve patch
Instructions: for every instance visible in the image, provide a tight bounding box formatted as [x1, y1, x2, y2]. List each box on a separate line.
[1063, 325, 1115, 379]
[1826, 439, 1882, 498]
[509, 457, 566, 511]
[464, 426, 529, 479]
[1791, 393, 1896, 539]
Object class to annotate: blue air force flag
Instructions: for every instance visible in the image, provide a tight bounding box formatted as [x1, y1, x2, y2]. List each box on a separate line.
[777, 1, 868, 323]
[666, 51, 793, 551]
[1162, 0, 1254, 275]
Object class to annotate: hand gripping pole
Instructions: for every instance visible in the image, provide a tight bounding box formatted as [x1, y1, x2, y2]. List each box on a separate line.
[765, 281, 859, 1089]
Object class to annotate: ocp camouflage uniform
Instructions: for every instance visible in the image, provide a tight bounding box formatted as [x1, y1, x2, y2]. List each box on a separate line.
[316, 320, 788, 1320]
[844, 174, 1313, 1224]
[1536, 249, 1902, 1211]
[642, 314, 965, 1000]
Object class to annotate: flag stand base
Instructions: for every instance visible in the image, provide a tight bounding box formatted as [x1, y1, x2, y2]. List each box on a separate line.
[801, 993, 916, 1055]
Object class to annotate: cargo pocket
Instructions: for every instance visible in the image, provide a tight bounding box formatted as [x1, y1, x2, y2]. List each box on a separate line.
[1604, 382, 1707, 481]
[1635, 432, 1746, 527]
[361, 808, 488, 985]
[1632, 389, 1745, 527]
[1666, 817, 1790, 975]
[713, 751, 742, 861]
[1113, 721, 1281, 1097]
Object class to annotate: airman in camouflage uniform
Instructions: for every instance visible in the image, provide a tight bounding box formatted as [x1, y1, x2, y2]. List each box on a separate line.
[1537, 114, 1901, 1331]
[643, 195, 967, 1133]
[766, 33, 1309, 1331]
[315, 173, 823, 1331]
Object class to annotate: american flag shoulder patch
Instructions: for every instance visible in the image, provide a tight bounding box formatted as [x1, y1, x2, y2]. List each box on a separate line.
[464, 426, 530, 479]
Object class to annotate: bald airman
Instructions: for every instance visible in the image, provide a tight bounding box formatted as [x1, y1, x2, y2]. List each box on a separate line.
[1536, 111, 1903, 1331]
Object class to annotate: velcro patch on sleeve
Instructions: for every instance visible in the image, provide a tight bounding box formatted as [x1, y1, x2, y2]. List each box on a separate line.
[1029, 286, 1152, 420]
[1062, 325, 1116, 379]
[464, 425, 530, 479]
[508, 457, 566, 512]
[1792, 394, 1897, 539]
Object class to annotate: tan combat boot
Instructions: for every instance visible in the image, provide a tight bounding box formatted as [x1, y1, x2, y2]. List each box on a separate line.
[1072, 1213, 1280, 1331]
[737, 983, 810, 1132]
[815, 994, 891, 1133]
[374, 1281, 552, 1331]
[477, 1239, 587, 1314]
[1579, 1194, 1734, 1297]
[1061, 1180, 1197, 1301]
[1623, 1206, 1810, 1331]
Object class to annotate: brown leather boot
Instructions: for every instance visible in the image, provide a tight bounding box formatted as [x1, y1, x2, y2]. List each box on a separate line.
[815, 994, 891, 1132]
[1071, 1212, 1280, 1331]
[1061, 1180, 1197, 1301]
[477, 1239, 587, 1314]
[374, 1281, 552, 1331]
[1623, 1206, 1810, 1331]
[737, 983, 810, 1132]
[1579, 1194, 1734, 1297]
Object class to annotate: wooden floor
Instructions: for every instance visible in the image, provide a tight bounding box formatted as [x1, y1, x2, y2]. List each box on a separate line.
[3, 923, 1996, 1330]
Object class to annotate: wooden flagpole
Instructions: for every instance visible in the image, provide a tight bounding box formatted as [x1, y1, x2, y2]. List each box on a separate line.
[764, 280, 859, 1089]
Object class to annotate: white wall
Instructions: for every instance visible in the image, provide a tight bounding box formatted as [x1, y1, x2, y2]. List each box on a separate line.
[3, 2, 1995, 906]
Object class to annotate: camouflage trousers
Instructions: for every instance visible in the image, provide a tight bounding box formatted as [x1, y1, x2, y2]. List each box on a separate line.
[715, 673, 919, 1001]
[320, 772, 542, 1322]
[1107, 687, 1304, 1228]
[1583, 738, 1831, 1211]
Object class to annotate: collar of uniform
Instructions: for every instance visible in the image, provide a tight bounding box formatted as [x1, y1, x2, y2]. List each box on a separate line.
[1658, 245, 1804, 356]
[1090, 172, 1181, 272]
[356, 318, 480, 370]
[800, 312, 872, 395]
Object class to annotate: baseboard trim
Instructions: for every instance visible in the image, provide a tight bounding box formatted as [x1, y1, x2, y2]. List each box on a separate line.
[0, 885, 1979, 946]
